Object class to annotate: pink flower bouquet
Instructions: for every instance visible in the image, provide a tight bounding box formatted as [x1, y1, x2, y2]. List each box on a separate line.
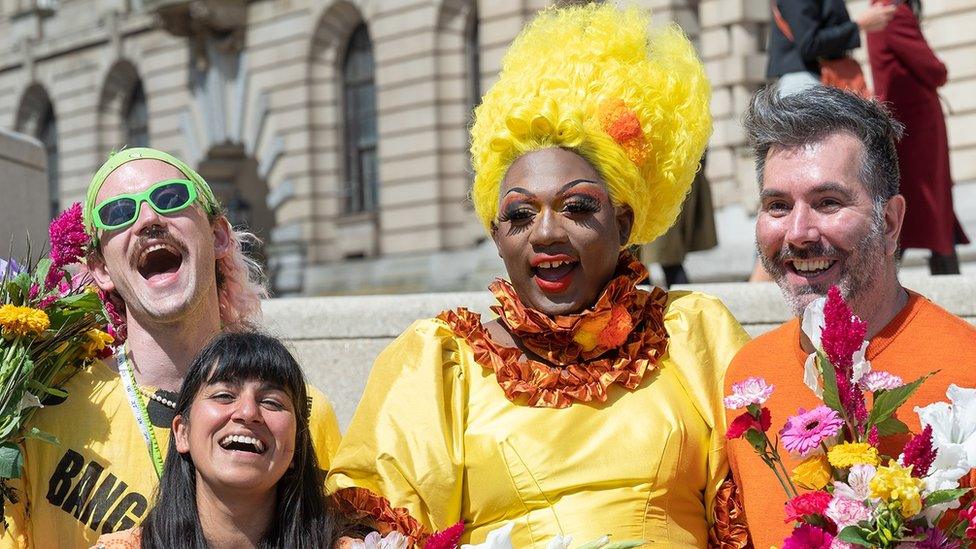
[0, 203, 114, 526]
[726, 287, 976, 547]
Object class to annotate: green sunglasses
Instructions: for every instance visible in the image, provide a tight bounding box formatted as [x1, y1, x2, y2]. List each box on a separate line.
[92, 179, 199, 231]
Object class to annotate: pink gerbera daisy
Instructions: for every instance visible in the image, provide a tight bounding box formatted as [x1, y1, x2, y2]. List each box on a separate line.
[780, 406, 844, 456]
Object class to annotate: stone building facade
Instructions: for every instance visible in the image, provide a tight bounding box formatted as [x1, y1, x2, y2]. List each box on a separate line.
[1, 0, 973, 294]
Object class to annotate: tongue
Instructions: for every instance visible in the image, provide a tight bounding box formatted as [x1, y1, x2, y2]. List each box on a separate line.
[535, 263, 575, 281]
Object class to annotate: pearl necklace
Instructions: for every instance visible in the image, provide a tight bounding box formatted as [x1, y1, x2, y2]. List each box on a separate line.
[139, 387, 177, 409]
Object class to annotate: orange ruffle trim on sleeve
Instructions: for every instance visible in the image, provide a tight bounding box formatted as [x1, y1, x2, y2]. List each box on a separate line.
[333, 486, 430, 546]
[707, 473, 753, 549]
[438, 252, 669, 408]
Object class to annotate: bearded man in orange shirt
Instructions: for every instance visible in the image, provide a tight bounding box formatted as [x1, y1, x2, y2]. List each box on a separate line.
[726, 85, 976, 548]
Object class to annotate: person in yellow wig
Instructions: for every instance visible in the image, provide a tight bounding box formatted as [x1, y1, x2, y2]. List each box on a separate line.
[327, 4, 751, 547]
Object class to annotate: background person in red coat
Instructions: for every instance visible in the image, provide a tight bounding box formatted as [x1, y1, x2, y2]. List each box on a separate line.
[867, 0, 969, 274]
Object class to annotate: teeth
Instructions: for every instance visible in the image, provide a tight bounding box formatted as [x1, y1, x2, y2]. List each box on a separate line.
[794, 259, 832, 272]
[220, 434, 265, 453]
[138, 243, 180, 269]
[537, 260, 572, 269]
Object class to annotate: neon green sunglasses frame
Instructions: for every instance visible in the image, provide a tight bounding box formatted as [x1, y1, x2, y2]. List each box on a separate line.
[92, 179, 199, 231]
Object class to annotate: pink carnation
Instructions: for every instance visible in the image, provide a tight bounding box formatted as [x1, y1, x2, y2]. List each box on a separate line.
[783, 524, 833, 549]
[724, 377, 774, 409]
[825, 497, 872, 529]
[859, 371, 904, 392]
[781, 406, 845, 456]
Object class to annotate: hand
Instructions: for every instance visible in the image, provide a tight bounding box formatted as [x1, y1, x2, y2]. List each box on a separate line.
[856, 3, 897, 32]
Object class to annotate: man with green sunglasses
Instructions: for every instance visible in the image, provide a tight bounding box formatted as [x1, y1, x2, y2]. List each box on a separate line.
[91, 178, 200, 232]
[2, 148, 342, 548]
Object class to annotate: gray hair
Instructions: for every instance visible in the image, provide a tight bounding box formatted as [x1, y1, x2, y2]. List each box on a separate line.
[744, 85, 905, 203]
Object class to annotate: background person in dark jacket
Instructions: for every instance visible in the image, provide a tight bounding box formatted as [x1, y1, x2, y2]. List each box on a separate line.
[867, 0, 969, 274]
[768, 0, 895, 96]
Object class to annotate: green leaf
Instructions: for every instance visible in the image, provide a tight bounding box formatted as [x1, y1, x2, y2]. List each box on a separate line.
[867, 372, 936, 430]
[818, 352, 845, 415]
[32, 259, 52, 289]
[744, 428, 767, 454]
[0, 444, 23, 480]
[56, 291, 103, 311]
[24, 427, 59, 447]
[873, 416, 910, 437]
[924, 488, 970, 507]
[837, 525, 874, 547]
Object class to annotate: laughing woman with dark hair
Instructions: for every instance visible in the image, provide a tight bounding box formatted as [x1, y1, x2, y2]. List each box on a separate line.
[94, 332, 349, 549]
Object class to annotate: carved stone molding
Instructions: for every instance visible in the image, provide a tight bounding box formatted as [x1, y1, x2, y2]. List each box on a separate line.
[144, 0, 246, 69]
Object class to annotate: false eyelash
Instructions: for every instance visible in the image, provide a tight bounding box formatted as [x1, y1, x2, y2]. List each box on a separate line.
[496, 206, 534, 224]
[565, 194, 601, 213]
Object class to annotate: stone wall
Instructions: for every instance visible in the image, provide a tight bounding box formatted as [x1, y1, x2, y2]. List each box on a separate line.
[1, 0, 974, 295]
[263, 275, 976, 430]
[0, 129, 47, 258]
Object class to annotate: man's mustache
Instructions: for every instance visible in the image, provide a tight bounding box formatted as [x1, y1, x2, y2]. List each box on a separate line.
[129, 227, 189, 269]
[774, 242, 842, 262]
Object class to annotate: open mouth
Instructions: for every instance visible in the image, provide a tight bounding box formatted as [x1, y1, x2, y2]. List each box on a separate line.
[788, 258, 836, 278]
[137, 243, 184, 281]
[531, 258, 579, 293]
[218, 434, 266, 455]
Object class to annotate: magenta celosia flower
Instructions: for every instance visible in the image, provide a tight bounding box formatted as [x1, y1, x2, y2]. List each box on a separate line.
[425, 520, 464, 549]
[725, 377, 774, 409]
[784, 491, 834, 523]
[900, 425, 937, 478]
[100, 290, 127, 347]
[860, 371, 904, 392]
[783, 524, 834, 549]
[867, 426, 879, 448]
[781, 406, 845, 456]
[825, 496, 872, 529]
[821, 286, 867, 370]
[49, 203, 88, 269]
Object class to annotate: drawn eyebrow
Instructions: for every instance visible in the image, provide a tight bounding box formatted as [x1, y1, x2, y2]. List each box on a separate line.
[503, 187, 535, 198]
[558, 179, 601, 194]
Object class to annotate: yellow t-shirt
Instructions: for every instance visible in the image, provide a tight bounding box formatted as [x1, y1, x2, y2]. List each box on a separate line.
[1, 360, 341, 549]
[327, 291, 749, 547]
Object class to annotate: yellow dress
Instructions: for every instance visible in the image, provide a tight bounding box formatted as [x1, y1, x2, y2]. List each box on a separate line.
[326, 290, 748, 547]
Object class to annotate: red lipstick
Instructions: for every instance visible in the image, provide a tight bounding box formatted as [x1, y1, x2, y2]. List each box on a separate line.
[531, 254, 578, 293]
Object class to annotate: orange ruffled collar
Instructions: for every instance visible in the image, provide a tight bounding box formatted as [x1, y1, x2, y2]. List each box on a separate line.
[438, 252, 669, 408]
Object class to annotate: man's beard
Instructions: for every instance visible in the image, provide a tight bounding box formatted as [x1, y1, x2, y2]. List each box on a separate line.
[760, 216, 886, 316]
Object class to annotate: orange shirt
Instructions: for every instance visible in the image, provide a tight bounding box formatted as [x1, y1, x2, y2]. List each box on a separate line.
[725, 292, 976, 549]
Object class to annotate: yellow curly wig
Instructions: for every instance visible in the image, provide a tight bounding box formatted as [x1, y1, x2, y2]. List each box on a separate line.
[470, 3, 712, 247]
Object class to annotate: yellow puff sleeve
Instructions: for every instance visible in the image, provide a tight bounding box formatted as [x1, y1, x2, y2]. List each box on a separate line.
[326, 318, 467, 540]
[307, 385, 342, 470]
[662, 291, 750, 525]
